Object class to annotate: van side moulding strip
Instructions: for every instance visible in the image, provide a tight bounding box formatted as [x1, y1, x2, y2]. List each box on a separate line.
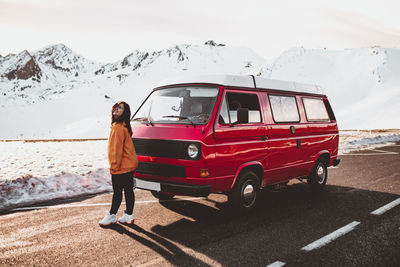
[214, 133, 339, 146]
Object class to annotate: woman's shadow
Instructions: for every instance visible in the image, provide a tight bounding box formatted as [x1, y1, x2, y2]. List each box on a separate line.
[103, 221, 212, 266]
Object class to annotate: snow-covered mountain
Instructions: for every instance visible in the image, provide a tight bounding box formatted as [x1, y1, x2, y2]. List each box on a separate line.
[34, 43, 101, 80]
[0, 41, 265, 138]
[0, 42, 399, 138]
[259, 46, 400, 129]
[0, 44, 102, 105]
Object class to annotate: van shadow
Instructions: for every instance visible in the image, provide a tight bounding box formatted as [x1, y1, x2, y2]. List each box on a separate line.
[103, 183, 399, 266]
[149, 183, 400, 265]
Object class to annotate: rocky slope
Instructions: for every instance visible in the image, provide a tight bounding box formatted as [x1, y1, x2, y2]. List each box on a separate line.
[0, 41, 264, 107]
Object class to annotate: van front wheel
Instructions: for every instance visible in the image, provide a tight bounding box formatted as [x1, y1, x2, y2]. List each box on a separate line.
[228, 171, 260, 213]
[308, 160, 328, 190]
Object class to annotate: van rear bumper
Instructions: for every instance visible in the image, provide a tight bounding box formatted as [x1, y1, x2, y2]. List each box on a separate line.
[134, 177, 211, 197]
[333, 158, 341, 166]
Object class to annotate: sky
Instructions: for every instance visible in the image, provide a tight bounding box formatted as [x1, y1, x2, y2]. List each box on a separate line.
[0, 0, 399, 63]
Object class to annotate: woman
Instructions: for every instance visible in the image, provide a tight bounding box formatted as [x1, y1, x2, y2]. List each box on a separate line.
[99, 101, 138, 226]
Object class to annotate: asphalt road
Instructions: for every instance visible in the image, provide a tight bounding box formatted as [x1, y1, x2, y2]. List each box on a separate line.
[1, 144, 400, 266]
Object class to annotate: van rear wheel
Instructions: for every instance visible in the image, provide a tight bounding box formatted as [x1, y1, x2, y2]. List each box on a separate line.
[151, 191, 174, 200]
[228, 171, 260, 213]
[308, 160, 328, 190]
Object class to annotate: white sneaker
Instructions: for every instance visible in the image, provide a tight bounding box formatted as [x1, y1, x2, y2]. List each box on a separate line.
[99, 212, 117, 226]
[118, 211, 135, 224]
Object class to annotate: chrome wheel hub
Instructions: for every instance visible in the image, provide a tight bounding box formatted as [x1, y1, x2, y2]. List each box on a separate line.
[243, 184, 254, 197]
[317, 164, 326, 184]
[242, 183, 256, 207]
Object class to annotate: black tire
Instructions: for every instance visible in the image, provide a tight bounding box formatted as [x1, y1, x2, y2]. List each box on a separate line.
[151, 191, 175, 200]
[228, 171, 260, 214]
[308, 159, 328, 190]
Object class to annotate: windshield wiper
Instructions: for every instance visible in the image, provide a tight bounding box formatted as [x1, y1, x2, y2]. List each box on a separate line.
[162, 115, 196, 127]
[132, 117, 154, 126]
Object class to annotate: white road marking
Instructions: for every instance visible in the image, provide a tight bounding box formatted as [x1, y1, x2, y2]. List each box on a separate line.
[301, 221, 360, 251]
[370, 198, 400, 215]
[266, 261, 286, 267]
[8, 197, 204, 212]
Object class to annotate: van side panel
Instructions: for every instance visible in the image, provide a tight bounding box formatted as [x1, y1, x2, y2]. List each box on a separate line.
[262, 94, 338, 185]
[264, 125, 302, 184]
[214, 90, 268, 192]
[300, 97, 339, 167]
[261, 94, 308, 185]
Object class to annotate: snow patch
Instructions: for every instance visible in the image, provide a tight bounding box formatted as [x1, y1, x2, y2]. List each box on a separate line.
[0, 169, 111, 212]
[339, 130, 400, 154]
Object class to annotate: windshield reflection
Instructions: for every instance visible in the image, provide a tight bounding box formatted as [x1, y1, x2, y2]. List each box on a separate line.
[133, 87, 219, 125]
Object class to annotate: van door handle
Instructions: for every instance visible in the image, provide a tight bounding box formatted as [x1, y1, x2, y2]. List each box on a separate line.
[260, 136, 268, 141]
[297, 139, 301, 149]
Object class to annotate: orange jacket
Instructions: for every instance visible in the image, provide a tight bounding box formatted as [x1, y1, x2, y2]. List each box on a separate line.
[107, 122, 138, 174]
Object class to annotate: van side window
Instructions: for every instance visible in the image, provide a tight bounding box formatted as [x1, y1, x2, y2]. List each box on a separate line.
[269, 95, 300, 123]
[323, 99, 336, 121]
[302, 97, 330, 121]
[225, 92, 262, 123]
[218, 96, 230, 124]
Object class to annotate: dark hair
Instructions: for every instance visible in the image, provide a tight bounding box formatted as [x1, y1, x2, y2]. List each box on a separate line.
[111, 101, 133, 136]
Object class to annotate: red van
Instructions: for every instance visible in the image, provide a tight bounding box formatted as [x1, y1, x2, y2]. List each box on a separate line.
[132, 75, 340, 212]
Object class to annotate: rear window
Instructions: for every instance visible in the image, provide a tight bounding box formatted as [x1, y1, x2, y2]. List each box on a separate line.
[269, 95, 300, 123]
[302, 97, 330, 121]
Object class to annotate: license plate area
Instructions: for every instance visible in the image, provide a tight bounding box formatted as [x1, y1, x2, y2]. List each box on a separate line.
[134, 178, 161, 191]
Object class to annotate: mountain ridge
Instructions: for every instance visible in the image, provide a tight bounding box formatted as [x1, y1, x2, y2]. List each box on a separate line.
[0, 42, 399, 138]
[0, 41, 265, 106]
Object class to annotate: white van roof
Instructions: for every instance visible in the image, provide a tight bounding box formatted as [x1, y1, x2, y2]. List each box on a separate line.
[155, 75, 324, 95]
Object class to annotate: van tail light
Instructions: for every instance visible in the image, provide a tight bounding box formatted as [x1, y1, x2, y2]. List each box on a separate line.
[199, 168, 209, 177]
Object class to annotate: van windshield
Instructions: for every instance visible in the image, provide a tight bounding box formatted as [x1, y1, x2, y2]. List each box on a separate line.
[133, 87, 219, 125]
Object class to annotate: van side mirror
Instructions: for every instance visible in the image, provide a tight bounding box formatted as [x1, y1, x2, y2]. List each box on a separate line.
[237, 108, 249, 124]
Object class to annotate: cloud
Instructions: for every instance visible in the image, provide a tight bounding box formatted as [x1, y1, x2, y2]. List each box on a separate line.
[313, 6, 400, 48]
[0, 0, 399, 61]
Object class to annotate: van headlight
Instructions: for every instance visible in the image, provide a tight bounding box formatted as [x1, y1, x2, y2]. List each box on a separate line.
[187, 144, 199, 159]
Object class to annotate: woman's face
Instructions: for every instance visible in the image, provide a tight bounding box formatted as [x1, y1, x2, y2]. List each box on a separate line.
[113, 103, 125, 119]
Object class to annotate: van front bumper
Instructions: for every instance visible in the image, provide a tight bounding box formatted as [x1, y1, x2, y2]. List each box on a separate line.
[133, 177, 211, 197]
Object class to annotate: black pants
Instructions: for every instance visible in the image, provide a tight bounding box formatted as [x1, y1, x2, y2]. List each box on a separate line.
[110, 171, 135, 215]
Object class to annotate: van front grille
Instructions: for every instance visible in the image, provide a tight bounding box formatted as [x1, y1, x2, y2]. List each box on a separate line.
[135, 162, 186, 178]
[132, 138, 200, 160]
